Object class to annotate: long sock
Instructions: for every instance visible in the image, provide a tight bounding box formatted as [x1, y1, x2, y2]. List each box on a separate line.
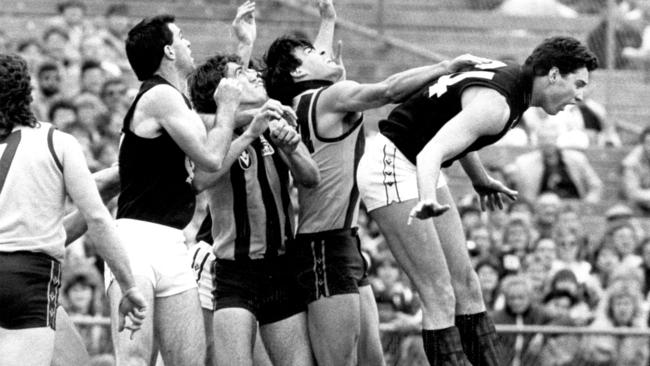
[456, 312, 501, 366]
[422, 326, 472, 366]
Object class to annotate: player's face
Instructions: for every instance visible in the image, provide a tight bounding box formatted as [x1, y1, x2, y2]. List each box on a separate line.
[293, 46, 343, 81]
[225, 62, 267, 107]
[168, 23, 195, 74]
[541, 67, 589, 115]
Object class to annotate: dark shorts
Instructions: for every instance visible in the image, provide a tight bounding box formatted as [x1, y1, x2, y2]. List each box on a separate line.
[212, 255, 305, 325]
[0, 251, 61, 330]
[289, 228, 369, 305]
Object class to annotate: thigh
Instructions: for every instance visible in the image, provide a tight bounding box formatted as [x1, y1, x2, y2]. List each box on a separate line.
[358, 285, 386, 366]
[308, 293, 360, 365]
[108, 277, 156, 365]
[155, 288, 206, 366]
[51, 307, 90, 366]
[260, 312, 314, 366]
[213, 308, 257, 366]
[0, 326, 55, 366]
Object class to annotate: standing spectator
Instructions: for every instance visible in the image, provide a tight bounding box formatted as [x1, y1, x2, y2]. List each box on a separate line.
[49, 0, 94, 51]
[581, 280, 649, 366]
[507, 125, 603, 203]
[622, 127, 650, 214]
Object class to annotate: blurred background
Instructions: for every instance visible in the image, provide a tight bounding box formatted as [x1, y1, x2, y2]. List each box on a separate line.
[3, 0, 650, 365]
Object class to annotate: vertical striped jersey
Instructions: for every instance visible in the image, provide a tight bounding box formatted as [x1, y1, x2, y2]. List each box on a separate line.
[208, 133, 294, 260]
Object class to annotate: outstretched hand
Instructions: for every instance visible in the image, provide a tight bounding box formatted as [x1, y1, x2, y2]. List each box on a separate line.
[473, 176, 518, 211]
[407, 199, 451, 225]
[118, 287, 148, 340]
[232, 1, 256, 45]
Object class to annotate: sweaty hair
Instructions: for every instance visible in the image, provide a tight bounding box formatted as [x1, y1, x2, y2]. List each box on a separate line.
[188, 53, 241, 114]
[263, 36, 314, 105]
[0, 54, 37, 139]
[126, 14, 175, 81]
[524, 36, 598, 76]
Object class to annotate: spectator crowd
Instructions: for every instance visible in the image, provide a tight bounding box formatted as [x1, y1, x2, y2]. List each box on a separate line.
[1, 0, 650, 365]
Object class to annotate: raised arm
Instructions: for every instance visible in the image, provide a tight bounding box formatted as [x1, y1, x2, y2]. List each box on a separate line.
[313, 0, 337, 58]
[320, 54, 489, 113]
[410, 87, 511, 221]
[144, 79, 241, 172]
[192, 100, 289, 191]
[232, 1, 256, 68]
[57, 131, 146, 332]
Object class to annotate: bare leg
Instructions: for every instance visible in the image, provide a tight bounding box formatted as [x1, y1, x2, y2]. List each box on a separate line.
[253, 328, 273, 366]
[155, 289, 206, 366]
[109, 278, 156, 366]
[358, 285, 385, 366]
[307, 294, 360, 366]
[202, 309, 216, 366]
[260, 312, 314, 366]
[51, 307, 90, 366]
[213, 308, 256, 366]
[0, 326, 55, 366]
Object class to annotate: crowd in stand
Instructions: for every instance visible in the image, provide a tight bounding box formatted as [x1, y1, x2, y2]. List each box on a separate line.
[2, 1, 650, 365]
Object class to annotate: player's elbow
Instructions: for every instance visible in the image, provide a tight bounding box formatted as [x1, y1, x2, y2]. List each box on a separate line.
[296, 168, 321, 188]
[197, 155, 225, 173]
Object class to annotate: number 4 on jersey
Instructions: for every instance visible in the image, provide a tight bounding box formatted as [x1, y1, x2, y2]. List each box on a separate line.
[428, 60, 507, 98]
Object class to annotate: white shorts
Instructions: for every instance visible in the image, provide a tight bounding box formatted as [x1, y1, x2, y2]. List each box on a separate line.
[357, 132, 446, 212]
[105, 219, 197, 298]
[189, 241, 216, 310]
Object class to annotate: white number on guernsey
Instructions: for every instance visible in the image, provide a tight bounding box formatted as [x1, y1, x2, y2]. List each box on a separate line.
[428, 60, 507, 98]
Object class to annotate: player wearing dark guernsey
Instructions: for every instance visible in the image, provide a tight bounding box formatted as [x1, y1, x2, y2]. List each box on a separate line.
[0, 54, 146, 366]
[109, 14, 243, 366]
[357, 37, 598, 365]
[263, 2, 490, 365]
[189, 52, 319, 366]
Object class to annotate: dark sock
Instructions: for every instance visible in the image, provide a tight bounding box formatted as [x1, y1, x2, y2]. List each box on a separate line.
[455, 312, 501, 366]
[422, 326, 472, 366]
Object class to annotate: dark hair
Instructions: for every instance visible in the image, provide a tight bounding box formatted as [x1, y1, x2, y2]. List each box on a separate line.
[543, 289, 577, 306]
[48, 98, 77, 122]
[263, 36, 314, 105]
[37, 61, 59, 78]
[524, 36, 598, 76]
[106, 3, 129, 17]
[0, 54, 37, 138]
[188, 53, 241, 114]
[57, 0, 86, 13]
[81, 59, 102, 75]
[42, 26, 69, 43]
[639, 126, 650, 144]
[126, 14, 175, 81]
[100, 77, 126, 98]
[16, 38, 42, 53]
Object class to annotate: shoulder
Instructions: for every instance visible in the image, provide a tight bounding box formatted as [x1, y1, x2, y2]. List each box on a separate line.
[138, 84, 187, 114]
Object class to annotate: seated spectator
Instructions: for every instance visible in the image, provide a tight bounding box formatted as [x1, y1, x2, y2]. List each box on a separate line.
[492, 275, 561, 365]
[475, 257, 502, 312]
[467, 224, 493, 263]
[587, 243, 622, 304]
[48, 0, 94, 51]
[497, 216, 534, 275]
[41, 26, 80, 97]
[522, 253, 552, 305]
[622, 127, 650, 214]
[607, 222, 643, 267]
[95, 4, 131, 74]
[537, 290, 583, 366]
[79, 60, 106, 97]
[546, 269, 593, 323]
[80, 36, 123, 77]
[48, 98, 78, 131]
[532, 237, 560, 272]
[534, 192, 562, 239]
[507, 125, 602, 203]
[32, 61, 63, 120]
[16, 38, 45, 74]
[581, 279, 649, 366]
[554, 228, 592, 284]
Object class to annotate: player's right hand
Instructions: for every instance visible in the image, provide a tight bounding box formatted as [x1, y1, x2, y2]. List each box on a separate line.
[317, 0, 337, 20]
[407, 199, 450, 224]
[118, 287, 147, 340]
[213, 78, 243, 109]
[248, 99, 286, 136]
[232, 1, 256, 45]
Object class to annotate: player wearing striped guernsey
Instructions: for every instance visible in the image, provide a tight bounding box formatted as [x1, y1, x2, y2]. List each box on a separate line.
[263, 1, 487, 365]
[189, 53, 319, 366]
[0, 53, 146, 366]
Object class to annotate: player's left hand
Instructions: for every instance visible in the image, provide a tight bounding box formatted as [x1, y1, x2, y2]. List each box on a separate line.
[317, 0, 337, 20]
[118, 287, 148, 340]
[269, 119, 301, 153]
[446, 54, 493, 73]
[232, 1, 256, 45]
[473, 176, 518, 211]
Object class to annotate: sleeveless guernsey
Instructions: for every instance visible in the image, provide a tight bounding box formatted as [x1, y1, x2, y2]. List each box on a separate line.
[117, 75, 196, 230]
[0, 124, 66, 261]
[380, 62, 532, 167]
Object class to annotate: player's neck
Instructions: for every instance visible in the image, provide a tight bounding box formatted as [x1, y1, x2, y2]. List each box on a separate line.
[155, 66, 187, 93]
